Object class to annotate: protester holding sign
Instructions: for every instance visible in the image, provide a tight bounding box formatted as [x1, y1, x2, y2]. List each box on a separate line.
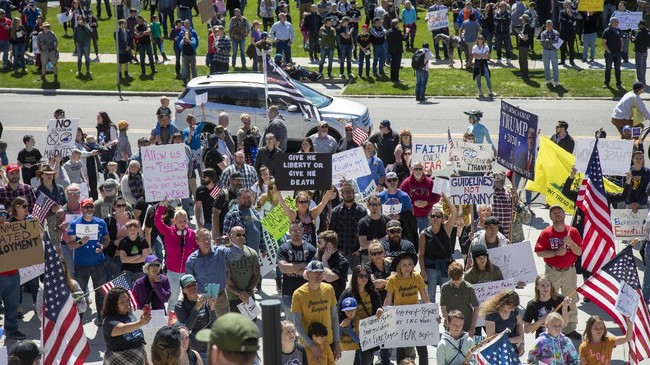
[277, 188, 334, 247]
[8, 197, 39, 319]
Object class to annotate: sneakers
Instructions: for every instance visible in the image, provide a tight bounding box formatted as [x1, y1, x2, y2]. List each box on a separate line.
[553, 81, 560, 87]
[565, 330, 582, 340]
[6, 330, 26, 340]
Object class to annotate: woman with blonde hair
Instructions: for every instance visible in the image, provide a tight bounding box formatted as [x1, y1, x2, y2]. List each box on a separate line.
[9, 17, 27, 72]
[481, 289, 525, 356]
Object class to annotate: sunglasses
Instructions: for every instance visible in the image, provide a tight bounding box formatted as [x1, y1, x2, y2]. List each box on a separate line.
[69, 191, 81, 195]
[403, 152, 412, 155]
[388, 229, 402, 233]
[297, 200, 309, 204]
[116, 203, 127, 208]
[413, 167, 423, 171]
[149, 263, 161, 267]
[234, 233, 246, 237]
[368, 203, 381, 207]
[370, 251, 383, 256]
[430, 215, 442, 219]
[386, 178, 398, 183]
[358, 274, 369, 279]
[82, 205, 95, 209]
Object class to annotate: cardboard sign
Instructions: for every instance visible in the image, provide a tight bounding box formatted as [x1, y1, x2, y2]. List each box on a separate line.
[274, 153, 332, 191]
[75, 224, 99, 240]
[426, 9, 449, 31]
[611, 209, 648, 238]
[412, 142, 448, 173]
[448, 176, 494, 205]
[487, 241, 538, 284]
[615, 281, 639, 322]
[332, 147, 371, 185]
[0, 219, 44, 272]
[197, 0, 217, 23]
[20, 263, 45, 284]
[473, 279, 515, 327]
[44, 118, 79, 158]
[260, 196, 297, 240]
[497, 101, 538, 180]
[574, 138, 633, 176]
[449, 142, 494, 173]
[359, 303, 440, 351]
[613, 11, 643, 30]
[432, 177, 450, 195]
[237, 297, 261, 320]
[142, 144, 190, 202]
[578, 0, 603, 11]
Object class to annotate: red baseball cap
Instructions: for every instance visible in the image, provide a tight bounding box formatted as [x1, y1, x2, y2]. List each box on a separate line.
[5, 164, 19, 173]
[81, 198, 95, 207]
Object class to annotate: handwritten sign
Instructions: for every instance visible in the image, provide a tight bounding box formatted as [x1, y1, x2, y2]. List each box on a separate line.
[611, 209, 647, 238]
[0, 219, 44, 272]
[260, 196, 296, 240]
[356, 180, 377, 204]
[615, 281, 639, 322]
[448, 176, 494, 205]
[359, 303, 440, 350]
[487, 241, 538, 283]
[574, 138, 633, 176]
[44, 118, 79, 158]
[142, 144, 190, 202]
[473, 279, 515, 327]
[426, 9, 449, 30]
[497, 101, 538, 180]
[76, 224, 99, 240]
[332, 147, 371, 185]
[274, 153, 332, 190]
[449, 142, 494, 173]
[412, 141, 448, 173]
[237, 297, 261, 320]
[578, 0, 603, 11]
[197, 0, 217, 23]
[20, 263, 45, 284]
[613, 11, 643, 30]
[432, 177, 450, 195]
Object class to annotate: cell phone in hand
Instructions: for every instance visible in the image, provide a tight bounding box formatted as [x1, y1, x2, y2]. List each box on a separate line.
[143, 304, 151, 316]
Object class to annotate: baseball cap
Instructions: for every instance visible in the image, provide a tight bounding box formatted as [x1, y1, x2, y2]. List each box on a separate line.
[154, 326, 181, 350]
[380, 119, 391, 128]
[5, 163, 19, 173]
[386, 220, 401, 229]
[180, 274, 197, 288]
[306, 260, 325, 272]
[470, 243, 488, 258]
[80, 198, 94, 207]
[386, 171, 398, 180]
[9, 340, 44, 364]
[261, 31, 269, 38]
[196, 313, 260, 352]
[622, 125, 633, 132]
[548, 204, 564, 215]
[341, 297, 358, 311]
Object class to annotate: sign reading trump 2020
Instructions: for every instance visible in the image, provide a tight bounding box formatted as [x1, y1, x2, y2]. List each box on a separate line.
[142, 144, 190, 202]
[44, 118, 79, 158]
[497, 101, 538, 180]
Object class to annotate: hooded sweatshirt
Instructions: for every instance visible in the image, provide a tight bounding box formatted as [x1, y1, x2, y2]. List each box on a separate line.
[436, 331, 476, 365]
[527, 332, 580, 365]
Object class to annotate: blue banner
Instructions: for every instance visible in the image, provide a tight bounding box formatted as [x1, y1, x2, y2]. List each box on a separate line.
[496, 101, 538, 180]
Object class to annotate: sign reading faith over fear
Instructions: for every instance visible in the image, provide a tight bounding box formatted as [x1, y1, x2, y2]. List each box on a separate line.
[412, 141, 449, 173]
[497, 101, 538, 180]
[0, 219, 44, 273]
[574, 138, 633, 176]
[359, 303, 440, 351]
[449, 142, 494, 173]
[610, 209, 648, 238]
[274, 153, 332, 191]
[448, 176, 494, 205]
[332, 147, 371, 185]
[141, 144, 190, 202]
[44, 118, 79, 159]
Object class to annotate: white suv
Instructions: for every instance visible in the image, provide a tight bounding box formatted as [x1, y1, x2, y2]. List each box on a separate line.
[174, 73, 372, 151]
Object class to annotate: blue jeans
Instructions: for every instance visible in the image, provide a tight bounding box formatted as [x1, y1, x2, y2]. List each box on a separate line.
[61, 244, 75, 276]
[276, 40, 292, 63]
[372, 44, 386, 75]
[138, 43, 155, 74]
[425, 267, 449, 302]
[415, 69, 428, 100]
[167, 270, 183, 310]
[476, 63, 492, 92]
[339, 43, 352, 75]
[358, 49, 370, 76]
[482, 29, 494, 52]
[319, 47, 334, 76]
[542, 48, 559, 83]
[281, 294, 293, 322]
[20, 277, 39, 308]
[494, 33, 512, 59]
[77, 41, 91, 72]
[178, 8, 193, 26]
[602, 3, 616, 29]
[106, 255, 123, 280]
[0, 273, 20, 332]
[74, 262, 108, 319]
[231, 38, 246, 67]
[416, 216, 429, 233]
[636, 51, 647, 84]
[582, 32, 596, 60]
[605, 51, 622, 85]
[12, 43, 26, 70]
[0, 40, 9, 67]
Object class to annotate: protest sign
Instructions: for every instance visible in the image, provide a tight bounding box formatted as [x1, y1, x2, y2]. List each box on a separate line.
[20, 263, 45, 285]
[141, 144, 190, 202]
[44, 118, 79, 158]
[574, 138, 633, 176]
[65, 213, 82, 223]
[382, 203, 402, 216]
[260, 228, 282, 277]
[613, 11, 643, 30]
[611, 209, 647, 238]
[412, 141, 449, 173]
[195, 92, 208, 106]
[0, 347, 6, 365]
[497, 101, 538, 180]
[237, 297, 261, 320]
[332, 147, 371, 185]
[448, 176, 494, 205]
[578, 0, 603, 11]
[359, 303, 440, 350]
[0, 219, 44, 272]
[474, 279, 515, 326]
[261, 196, 297, 240]
[432, 177, 450, 195]
[449, 142, 494, 173]
[426, 9, 449, 30]
[274, 153, 332, 190]
[356, 180, 377, 204]
[487, 241, 538, 283]
[615, 281, 639, 322]
[56, 12, 73, 23]
[76, 224, 99, 240]
[197, 0, 216, 23]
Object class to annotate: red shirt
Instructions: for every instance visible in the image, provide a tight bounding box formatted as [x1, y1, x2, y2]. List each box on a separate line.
[535, 225, 583, 269]
[399, 174, 439, 218]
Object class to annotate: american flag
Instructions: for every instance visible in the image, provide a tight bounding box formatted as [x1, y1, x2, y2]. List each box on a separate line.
[209, 184, 222, 200]
[576, 139, 616, 273]
[576, 245, 650, 364]
[472, 329, 521, 365]
[33, 192, 57, 223]
[352, 124, 368, 146]
[42, 232, 91, 365]
[100, 274, 139, 309]
[447, 127, 455, 148]
[265, 57, 322, 121]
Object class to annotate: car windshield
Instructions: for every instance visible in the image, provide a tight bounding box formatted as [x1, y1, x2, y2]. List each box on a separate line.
[293, 80, 332, 108]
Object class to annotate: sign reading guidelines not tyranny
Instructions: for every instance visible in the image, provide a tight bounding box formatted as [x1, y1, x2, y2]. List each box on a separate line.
[448, 176, 494, 205]
[0, 219, 44, 272]
[273, 153, 332, 191]
[141, 144, 190, 202]
[44, 118, 80, 159]
[359, 303, 440, 351]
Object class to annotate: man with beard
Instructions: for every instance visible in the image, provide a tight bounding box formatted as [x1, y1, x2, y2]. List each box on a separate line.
[219, 150, 258, 189]
[315, 230, 349, 300]
[0, 163, 36, 211]
[379, 220, 416, 263]
[357, 194, 390, 265]
[212, 172, 244, 238]
[223, 188, 263, 255]
[329, 181, 368, 269]
[194, 168, 219, 231]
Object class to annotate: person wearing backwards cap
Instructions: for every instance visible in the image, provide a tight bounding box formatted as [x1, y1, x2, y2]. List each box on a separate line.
[151, 326, 182, 365]
[611, 81, 650, 134]
[8, 340, 44, 365]
[196, 312, 260, 365]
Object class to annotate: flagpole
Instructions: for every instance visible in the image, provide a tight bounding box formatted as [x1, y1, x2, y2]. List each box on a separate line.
[84, 272, 128, 297]
[263, 55, 269, 113]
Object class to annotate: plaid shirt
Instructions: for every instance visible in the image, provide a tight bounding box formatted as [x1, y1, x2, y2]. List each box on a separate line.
[492, 187, 515, 239]
[0, 183, 37, 213]
[329, 201, 368, 256]
[213, 36, 232, 64]
[219, 163, 258, 189]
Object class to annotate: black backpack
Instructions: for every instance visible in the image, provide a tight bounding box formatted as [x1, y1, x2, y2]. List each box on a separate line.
[411, 48, 427, 70]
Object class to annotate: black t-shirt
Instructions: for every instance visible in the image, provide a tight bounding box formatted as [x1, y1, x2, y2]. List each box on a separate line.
[135, 23, 151, 44]
[346, 9, 361, 29]
[103, 314, 146, 352]
[380, 237, 416, 259]
[118, 236, 150, 272]
[522, 295, 568, 338]
[357, 215, 389, 242]
[357, 32, 371, 48]
[603, 27, 623, 53]
[134, 198, 148, 227]
[368, 259, 391, 303]
[17, 148, 42, 183]
[212, 188, 238, 235]
[145, 203, 173, 239]
[202, 148, 224, 179]
[325, 251, 349, 300]
[276, 241, 317, 294]
[195, 185, 216, 224]
[337, 25, 353, 45]
[369, 131, 399, 165]
[520, 23, 534, 48]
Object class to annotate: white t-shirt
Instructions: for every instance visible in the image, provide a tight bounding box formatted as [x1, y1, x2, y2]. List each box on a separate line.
[471, 44, 490, 57]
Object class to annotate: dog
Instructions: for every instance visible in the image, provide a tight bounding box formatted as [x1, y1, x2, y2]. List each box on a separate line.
[434, 33, 467, 68]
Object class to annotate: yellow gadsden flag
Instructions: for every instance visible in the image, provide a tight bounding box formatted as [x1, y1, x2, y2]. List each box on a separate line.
[525, 136, 623, 212]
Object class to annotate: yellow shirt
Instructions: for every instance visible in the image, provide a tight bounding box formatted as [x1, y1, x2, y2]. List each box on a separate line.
[386, 272, 425, 305]
[578, 336, 616, 365]
[340, 317, 360, 352]
[291, 282, 337, 345]
[305, 340, 335, 365]
[356, 290, 373, 320]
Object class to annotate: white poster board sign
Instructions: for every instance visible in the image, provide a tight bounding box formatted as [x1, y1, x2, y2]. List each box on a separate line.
[359, 303, 440, 350]
[426, 9, 449, 30]
[449, 142, 494, 172]
[487, 241, 538, 284]
[332, 147, 371, 185]
[75, 224, 99, 240]
[432, 177, 450, 195]
[359, 309, 398, 350]
[448, 176, 494, 205]
[195, 92, 208, 106]
[20, 263, 45, 284]
[260, 228, 281, 278]
[412, 141, 449, 173]
[44, 118, 79, 158]
[141, 144, 190, 202]
[237, 297, 261, 320]
[473, 279, 515, 327]
[615, 281, 639, 322]
[613, 11, 643, 30]
[610, 209, 648, 238]
[574, 138, 633, 176]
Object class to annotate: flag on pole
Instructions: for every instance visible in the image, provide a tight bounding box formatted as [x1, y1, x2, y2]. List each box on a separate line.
[33, 192, 57, 223]
[43, 232, 91, 365]
[209, 184, 222, 200]
[577, 245, 650, 364]
[265, 57, 322, 121]
[447, 127, 455, 148]
[100, 275, 139, 309]
[352, 124, 368, 145]
[472, 329, 521, 365]
[576, 138, 616, 273]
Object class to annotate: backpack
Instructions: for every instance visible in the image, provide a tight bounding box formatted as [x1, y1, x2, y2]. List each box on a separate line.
[411, 48, 426, 70]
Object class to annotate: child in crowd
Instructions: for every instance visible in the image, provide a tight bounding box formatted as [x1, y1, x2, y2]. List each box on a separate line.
[0, 141, 8, 165]
[436, 310, 475, 365]
[118, 219, 150, 286]
[527, 312, 580, 365]
[281, 320, 308, 364]
[85, 135, 99, 149]
[306, 322, 335, 365]
[63, 149, 87, 184]
[156, 96, 172, 120]
[106, 161, 120, 181]
[579, 315, 633, 364]
[150, 14, 169, 63]
[339, 297, 361, 359]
